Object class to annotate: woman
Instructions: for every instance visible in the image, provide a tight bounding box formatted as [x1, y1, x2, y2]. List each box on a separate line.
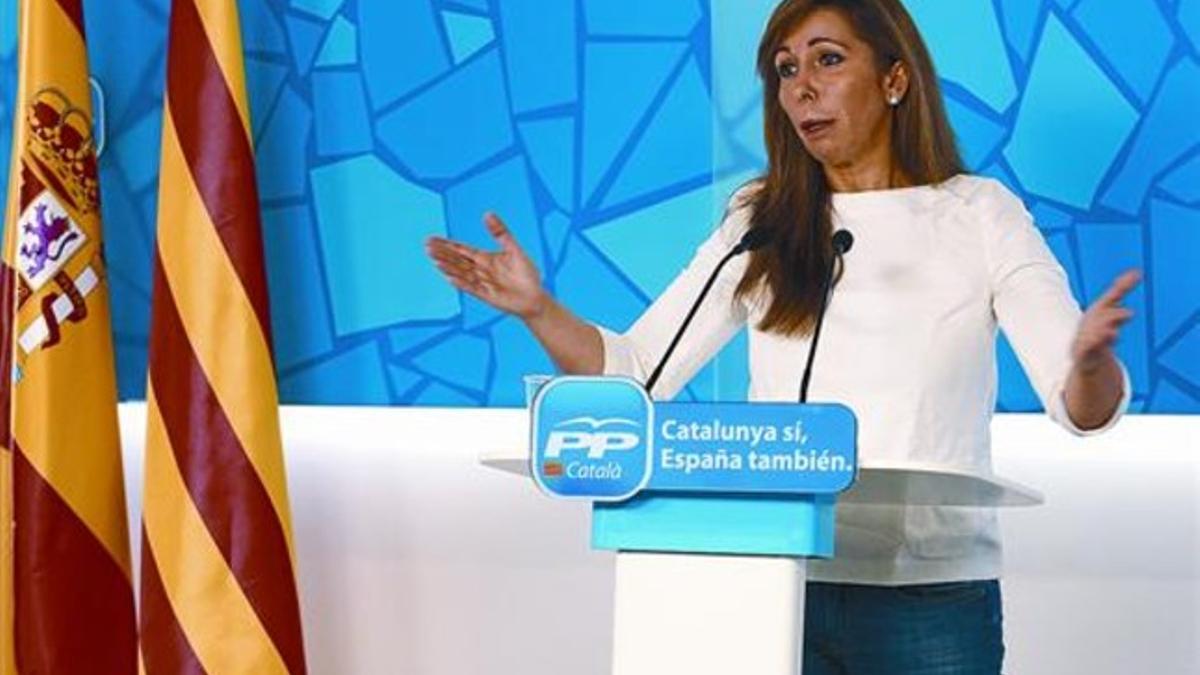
[427, 0, 1137, 672]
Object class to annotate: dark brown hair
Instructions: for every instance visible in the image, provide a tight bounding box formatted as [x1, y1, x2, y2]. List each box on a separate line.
[734, 0, 964, 335]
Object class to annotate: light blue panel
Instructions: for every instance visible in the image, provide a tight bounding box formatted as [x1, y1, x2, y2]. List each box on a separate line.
[245, 58, 289, 139]
[996, 333, 1042, 411]
[387, 364, 426, 402]
[291, 0, 343, 21]
[998, 0, 1044, 65]
[1043, 229, 1085, 302]
[1030, 201, 1075, 231]
[497, 0, 577, 113]
[444, 156, 543, 328]
[905, 0, 1017, 112]
[586, 184, 715, 297]
[583, 0, 702, 36]
[1149, 200, 1200, 346]
[1100, 59, 1200, 214]
[107, 267, 151, 346]
[83, 0, 165, 127]
[96, 176, 153, 315]
[311, 71, 373, 157]
[943, 95, 1008, 169]
[1160, 326, 1200, 389]
[454, 0, 491, 11]
[713, 124, 742, 174]
[1160, 153, 1200, 203]
[442, 11, 495, 64]
[310, 156, 458, 334]
[1075, 224, 1150, 394]
[1072, 0, 1174, 103]
[240, 0, 289, 55]
[731, 101, 766, 164]
[0, 0, 1191, 411]
[1149, 377, 1198, 411]
[601, 56, 713, 208]
[555, 234, 649, 333]
[542, 209, 572, 269]
[359, 1, 450, 110]
[412, 381, 483, 406]
[592, 494, 836, 556]
[388, 325, 454, 357]
[262, 205, 334, 370]
[0, 7, 11, 233]
[285, 13, 325, 75]
[108, 287, 150, 385]
[114, 342, 149, 401]
[279, 341, 391, 404]
[582, 42, 687, 204]
[1002, 14, 1137, 209]
[1178, 0, 1200, 52]
[459, 284, 501, 328]
[256, 85, 313, 201]
[710, 171, 759, 224]
[0, 0, 15, 59]
[315, 15, 357, 67]
[517, 116, 576, 211]
[138, 193, 159, 243]
[112, 338, 148, 401]
[710, 0, 775, 115]
[376, 49, 514, 180]
[486, 316, 557, 405]
[410, 333, 492, 391]
[112, 111, 164, 191]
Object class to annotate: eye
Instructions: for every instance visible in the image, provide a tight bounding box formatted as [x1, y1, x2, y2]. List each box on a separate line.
[775, 60, 799, 79]
[817, 51, 844, 67]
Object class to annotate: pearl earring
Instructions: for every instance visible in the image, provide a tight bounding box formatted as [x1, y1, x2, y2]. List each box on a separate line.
[888, 95, 900, 106]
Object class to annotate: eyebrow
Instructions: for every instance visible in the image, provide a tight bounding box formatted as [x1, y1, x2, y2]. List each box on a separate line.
[775, 36, 850, 55]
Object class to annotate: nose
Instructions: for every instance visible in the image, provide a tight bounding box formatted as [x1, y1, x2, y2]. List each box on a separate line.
[784, 69, 817, 103]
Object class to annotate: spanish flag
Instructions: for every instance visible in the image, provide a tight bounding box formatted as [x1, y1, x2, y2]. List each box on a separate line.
[138, 0, 307, 672]
[0, 0, 138, 673]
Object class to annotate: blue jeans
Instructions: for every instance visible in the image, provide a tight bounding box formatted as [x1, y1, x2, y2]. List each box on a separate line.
[803, 580, 1005, 674]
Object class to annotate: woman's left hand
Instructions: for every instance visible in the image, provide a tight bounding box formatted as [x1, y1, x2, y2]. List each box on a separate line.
[1072, 269, 1141, 372]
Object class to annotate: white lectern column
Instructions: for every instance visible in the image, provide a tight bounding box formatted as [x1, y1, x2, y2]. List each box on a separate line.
[612, 553, 807, 675]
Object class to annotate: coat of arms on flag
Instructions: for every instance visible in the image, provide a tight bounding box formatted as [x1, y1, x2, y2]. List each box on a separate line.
[10, 88, 105, 356]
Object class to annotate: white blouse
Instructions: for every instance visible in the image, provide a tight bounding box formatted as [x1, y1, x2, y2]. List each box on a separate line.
[596, 174, 1130, 585]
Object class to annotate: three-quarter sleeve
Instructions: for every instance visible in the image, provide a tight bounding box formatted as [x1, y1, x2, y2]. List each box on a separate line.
[981, 180, 1131, 435]
[596, 189, 755, 400]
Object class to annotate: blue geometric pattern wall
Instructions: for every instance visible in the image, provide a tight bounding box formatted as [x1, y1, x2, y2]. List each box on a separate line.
[0, 0, 1197, 412]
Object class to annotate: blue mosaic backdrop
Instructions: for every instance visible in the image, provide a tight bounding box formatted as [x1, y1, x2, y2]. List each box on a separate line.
[0, 0, 1197, 411]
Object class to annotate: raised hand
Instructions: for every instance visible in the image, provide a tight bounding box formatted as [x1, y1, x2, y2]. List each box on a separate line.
[1072, 269, 1141, 372]
[425, 212, 549, 319]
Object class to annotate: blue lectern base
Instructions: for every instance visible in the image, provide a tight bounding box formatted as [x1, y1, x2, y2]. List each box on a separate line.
[592, 492, 837, 557]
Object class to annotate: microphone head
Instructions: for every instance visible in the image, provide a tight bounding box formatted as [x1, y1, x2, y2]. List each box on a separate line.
[735, 227, 773, 253]
[832, 229, 854, 255]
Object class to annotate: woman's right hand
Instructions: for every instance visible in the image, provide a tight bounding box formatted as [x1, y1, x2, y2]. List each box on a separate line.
[425, 212, 549, 319]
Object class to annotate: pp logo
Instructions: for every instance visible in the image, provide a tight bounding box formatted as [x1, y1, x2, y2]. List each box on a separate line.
[530, 376, 653, 501]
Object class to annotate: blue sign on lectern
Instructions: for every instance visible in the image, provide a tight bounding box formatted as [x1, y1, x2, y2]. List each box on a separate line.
[530, 376, 654, 501]
[530, 376, 858, 502]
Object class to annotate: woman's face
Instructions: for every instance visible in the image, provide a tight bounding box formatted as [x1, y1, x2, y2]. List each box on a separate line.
[773, 8, 901, 170]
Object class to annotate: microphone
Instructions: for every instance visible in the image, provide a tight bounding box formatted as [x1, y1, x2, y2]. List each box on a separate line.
[644, 227, 772, 395]
[798, 229, 854, 403]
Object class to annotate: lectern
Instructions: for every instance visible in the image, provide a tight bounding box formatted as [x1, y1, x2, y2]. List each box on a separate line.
[481, 376, 1042, 675]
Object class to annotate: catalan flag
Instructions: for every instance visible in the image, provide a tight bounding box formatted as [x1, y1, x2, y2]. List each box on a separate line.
[139, 0, 307, 673]
[0, 0, 137, 672]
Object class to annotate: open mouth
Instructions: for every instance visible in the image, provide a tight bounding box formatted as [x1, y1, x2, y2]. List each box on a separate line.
[799, 119, 834, 137]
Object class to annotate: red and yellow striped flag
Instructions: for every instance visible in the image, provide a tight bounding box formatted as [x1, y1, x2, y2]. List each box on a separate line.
[139, 0, 307, 672]
[0, 0, 138, 673]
